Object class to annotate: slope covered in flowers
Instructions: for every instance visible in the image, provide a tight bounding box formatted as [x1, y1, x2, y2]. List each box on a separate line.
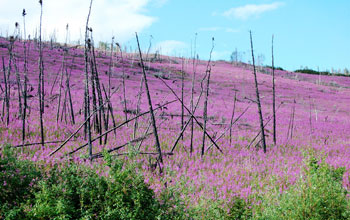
[0, 36, 349, 211]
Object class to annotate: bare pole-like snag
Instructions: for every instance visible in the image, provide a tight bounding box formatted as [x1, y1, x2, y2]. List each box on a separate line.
[14, 60, 23, 119]
[290, 99, 296, 139]
[250, 31, 267, 153]
[60, 84, 68, 124]
[38, 0, 44, 146]
[56, 24, 71, 124]
[108, 37, 114, 98]
[285, 99, 296, 143]
[309, 96, 313, 136]
[89, 42, 99, 133]
[272, 35, 276, 145]
[229, 91, 237, 147]
[66, 48, 75, 125]
[135, 32, 163, 166]
[190, 33, 197, 154]
[91, 41, 108, 144]
[132, 36, 152, 138]
[22, 9, 28, 147]
[84, 0, 93, 160]
[2, 57, 9, 125]
[181, 57, 185, 140]
[66, 66, 75, 124]
[117, 43, 128, 125]
[9, 31, 23, 120]
[105, 37, 114, 129]
[201, 37, 214, 157]
[133, 72, 144, 139]
[56, 53, 65, 123]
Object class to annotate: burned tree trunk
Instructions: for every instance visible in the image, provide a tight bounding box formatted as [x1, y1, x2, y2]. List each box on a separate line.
[136, 32, 163, 167]
[250, 31, 267, 153]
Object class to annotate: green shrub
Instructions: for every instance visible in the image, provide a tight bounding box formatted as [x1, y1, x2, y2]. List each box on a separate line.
[0, 145, 42, 219]
[255, 156, 350, 220]
[26, 152, 163, 220]
[226, 197, 252, 220]
[0, 147, 188, 219]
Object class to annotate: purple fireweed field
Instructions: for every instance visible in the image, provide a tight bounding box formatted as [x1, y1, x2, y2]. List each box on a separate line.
[1, 36, 350, 210]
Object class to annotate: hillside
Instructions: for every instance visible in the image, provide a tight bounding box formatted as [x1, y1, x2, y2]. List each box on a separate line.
[1, 36, 350, 218]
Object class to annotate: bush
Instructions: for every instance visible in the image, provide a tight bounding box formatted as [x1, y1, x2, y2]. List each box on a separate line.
[255, 156, 350, 220]
[1, 147, 187, 219]
[27, 152, 163, 219]
[0, 145, 42, 219]
[227, 197, 252, 220]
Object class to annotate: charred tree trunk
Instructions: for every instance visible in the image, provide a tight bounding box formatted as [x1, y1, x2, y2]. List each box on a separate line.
[136, 32, 163, 168]
[201, 38, 214, 157]
[272, 35, 276, 145]
[250, 31, 267, 153]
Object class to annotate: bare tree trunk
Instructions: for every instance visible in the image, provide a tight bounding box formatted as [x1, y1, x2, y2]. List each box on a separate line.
[120, 48, 128, 125]
[309, 96, 313, 136]
[38, 0, 45, 147]
[60, 85, 68, 124]
[2, 57, 9, 125]
[201, 38, 214, 157]
[91, 43, 108, 144]
[133, 67, 144, 139]
[105, 37, 114, 130]
[190, 33, 197, 154]
[272, 35, 276, 145]
[286, 99, 296, 142]
[181, 57, 185, 140]
[290, 99, 296, 139]
[90, 55, 99, 132]
[84, 0, 93, 160]
[22, 9, 28, 147]
[14, 60, 23, 119]
[66, 59, 75, 125]
[136, 32, 163, 168]
[229, 91, 237, 146]
[56, 56, 65, 123]
[250, 31, 267, 153]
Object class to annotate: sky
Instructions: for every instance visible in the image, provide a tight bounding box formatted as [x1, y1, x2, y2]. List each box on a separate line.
[0, 0, 349, 72]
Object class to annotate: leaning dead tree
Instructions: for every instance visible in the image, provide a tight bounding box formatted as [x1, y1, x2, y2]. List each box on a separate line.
[135, 32, 163, 167]
[201, 37, 215, 157]
[250, 31, 267, 153]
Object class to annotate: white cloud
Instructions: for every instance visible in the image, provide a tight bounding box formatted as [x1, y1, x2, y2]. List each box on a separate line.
[223, 2, 284, 20]
[153, 40, 188, 56]
[152, 0, 168, 7]
[0, 0, 158, 43]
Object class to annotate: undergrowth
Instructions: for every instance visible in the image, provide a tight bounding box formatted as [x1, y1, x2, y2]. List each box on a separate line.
[1, 144, 349, 219]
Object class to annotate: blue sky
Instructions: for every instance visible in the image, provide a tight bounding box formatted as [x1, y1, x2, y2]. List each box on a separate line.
[0, 0, 349, 71]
